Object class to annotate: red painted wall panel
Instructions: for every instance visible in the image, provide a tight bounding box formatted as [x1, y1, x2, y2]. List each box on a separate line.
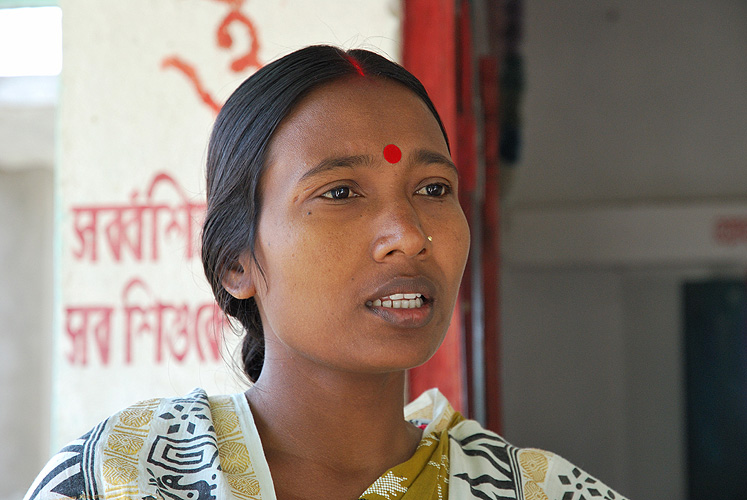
[403, 0, 466, 413]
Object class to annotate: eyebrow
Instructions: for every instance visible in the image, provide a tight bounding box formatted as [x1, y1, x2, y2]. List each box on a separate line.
[299, 154, 373, 183]
[298, 148, 458, 184]
[409, 148, 458, 174]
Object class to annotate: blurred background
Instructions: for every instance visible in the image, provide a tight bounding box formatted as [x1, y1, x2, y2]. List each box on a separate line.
[1, 1, 745, 499]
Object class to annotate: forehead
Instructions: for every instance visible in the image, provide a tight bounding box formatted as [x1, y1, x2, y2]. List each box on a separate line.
[265, 77, 447, 169]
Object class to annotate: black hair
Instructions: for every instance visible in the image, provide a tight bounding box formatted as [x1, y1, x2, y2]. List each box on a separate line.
[202, 45, 449, 383]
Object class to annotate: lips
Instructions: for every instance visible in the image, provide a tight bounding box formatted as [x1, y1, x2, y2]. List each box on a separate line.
[364, 276, 437, 327]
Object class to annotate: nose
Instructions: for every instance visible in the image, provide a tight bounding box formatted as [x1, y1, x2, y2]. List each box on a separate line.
[371, 200, 430, 261]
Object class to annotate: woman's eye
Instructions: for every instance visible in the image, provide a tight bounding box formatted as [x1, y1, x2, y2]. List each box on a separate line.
[416, 183, 451, 197]
[321, 186, 357, 200]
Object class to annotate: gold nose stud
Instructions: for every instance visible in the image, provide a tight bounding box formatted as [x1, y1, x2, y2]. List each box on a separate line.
[427, 236, 433, 242]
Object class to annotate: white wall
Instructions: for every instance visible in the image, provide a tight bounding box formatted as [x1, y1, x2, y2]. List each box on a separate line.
[52, 0, 402, 452]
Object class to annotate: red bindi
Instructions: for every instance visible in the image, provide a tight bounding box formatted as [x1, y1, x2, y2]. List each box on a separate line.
[383, 144, 402, 164]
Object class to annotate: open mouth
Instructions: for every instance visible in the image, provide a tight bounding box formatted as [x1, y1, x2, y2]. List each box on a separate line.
[366, 293, 426, 309]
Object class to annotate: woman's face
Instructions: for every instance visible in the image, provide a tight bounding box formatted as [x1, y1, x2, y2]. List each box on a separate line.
[238, 76, 470, 375]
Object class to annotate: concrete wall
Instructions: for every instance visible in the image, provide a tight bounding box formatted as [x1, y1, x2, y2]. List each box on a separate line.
[506, 0, 747, 206]
[620, 271, 688, 499]
[0, 72, 57, 498]
[502, 268, 692, 499]
[501, 269, 629, 482]
[0, 169, 54, 499]
[501, 1, 747, 499]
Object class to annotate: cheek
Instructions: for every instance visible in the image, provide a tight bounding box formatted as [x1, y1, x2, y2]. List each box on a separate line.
[434, 208, 471, 274]
[258, 215, 359, 299]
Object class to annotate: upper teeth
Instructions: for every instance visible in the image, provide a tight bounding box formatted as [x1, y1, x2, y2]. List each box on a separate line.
[366, 293, 424, 309]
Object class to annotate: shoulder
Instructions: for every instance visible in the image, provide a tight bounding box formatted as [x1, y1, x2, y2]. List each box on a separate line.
[448, 419, 628, 500]
[24, 388, 239, 500]
[23, 418, 109, 500]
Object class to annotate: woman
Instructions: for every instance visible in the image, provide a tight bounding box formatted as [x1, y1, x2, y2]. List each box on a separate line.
[26, 45, 626, 500]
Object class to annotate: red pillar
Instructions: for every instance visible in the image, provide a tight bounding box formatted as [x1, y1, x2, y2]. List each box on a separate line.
[404, 1, 503, 433]
[403, 0, 466, 413]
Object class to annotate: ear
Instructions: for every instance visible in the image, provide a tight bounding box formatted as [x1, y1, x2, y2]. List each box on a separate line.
[221, 256, 257, 300]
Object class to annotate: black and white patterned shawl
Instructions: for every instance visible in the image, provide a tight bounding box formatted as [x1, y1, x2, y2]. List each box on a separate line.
[24, 388, 628, 500]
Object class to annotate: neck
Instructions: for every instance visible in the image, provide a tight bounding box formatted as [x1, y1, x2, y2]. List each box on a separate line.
[245, 350, 420, 475]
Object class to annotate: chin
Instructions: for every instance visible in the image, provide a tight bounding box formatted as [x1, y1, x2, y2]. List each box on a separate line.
[359, 345, 442, 375]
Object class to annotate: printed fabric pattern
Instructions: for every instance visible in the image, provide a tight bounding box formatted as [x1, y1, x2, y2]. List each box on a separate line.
[408, 389, 629, 500]
[447, 420, 629, 500]
[359, 404, 464, 500]
[24, 389, 262, 500]
[24, 388, 629, 500]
